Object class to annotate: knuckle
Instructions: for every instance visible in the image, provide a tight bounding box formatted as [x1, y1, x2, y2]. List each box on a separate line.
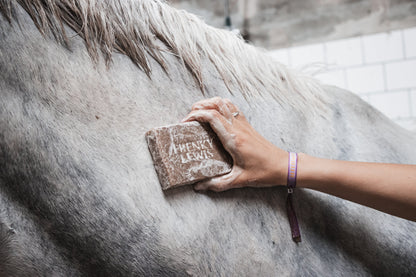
[214, 97, 229, 108]
[196, 110, 216, 122]
[189, 112, 204, 122]
[217, 97, 227, 105]
[191, 103, 201, 110]
[223, 98, 232, 105]
[192, 98, 211, 110]
[218, 100, 230, 112]
[208, 109, 221, 119]
[212, 102, 221, 111]
[189, 111, 201, 119]
[212, 99, 224, 110]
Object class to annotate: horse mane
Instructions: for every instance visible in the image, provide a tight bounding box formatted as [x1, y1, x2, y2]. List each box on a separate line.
[0, 0, 325, 109]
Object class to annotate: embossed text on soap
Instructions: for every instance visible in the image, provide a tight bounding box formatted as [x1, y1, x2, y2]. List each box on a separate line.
[168, 138, 215, 163]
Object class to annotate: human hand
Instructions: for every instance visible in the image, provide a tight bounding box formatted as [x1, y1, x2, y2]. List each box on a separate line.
[182, 97, 288, 191]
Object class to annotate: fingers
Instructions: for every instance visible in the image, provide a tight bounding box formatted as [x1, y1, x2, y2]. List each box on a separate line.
[182, 109, 231, 131]
[191, 97, 236, 122]
[194, 167, 241, 192]
[182, 109, 235, 152]
[182, 97, 249, 192]
[182, 97, 245, 155]
[223, 98, 245, 120]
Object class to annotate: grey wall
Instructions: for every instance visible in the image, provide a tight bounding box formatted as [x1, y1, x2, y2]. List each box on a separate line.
[170, 0, 416, 49]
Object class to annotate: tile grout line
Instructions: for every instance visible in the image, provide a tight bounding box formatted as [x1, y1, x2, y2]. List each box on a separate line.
[360, 36, 366, 65]
[319, 56, 416, 71]
[342, 68, 349, 91]
[354, 86, 416, 96]
[401, 29, 407, 59]
[272, 45, 416, 71]
[382, 63, 388, 92]
[273, 26, 416, 51]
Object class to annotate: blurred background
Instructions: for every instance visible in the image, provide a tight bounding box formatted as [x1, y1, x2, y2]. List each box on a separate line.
[170, 0, 416, 131]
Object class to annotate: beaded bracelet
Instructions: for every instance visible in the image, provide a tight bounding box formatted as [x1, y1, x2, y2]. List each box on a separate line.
[287, 152, 301, 242]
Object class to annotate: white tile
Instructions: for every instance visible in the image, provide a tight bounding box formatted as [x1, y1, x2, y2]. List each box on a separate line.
[315, 69, 347, 89]
[362, 31, 404, 63]
[289, 43, 325, 68]
[411, 90, 416, 116]
[403, 27, 416, 58]
[369, 91, 410, 119]
[360, 94, 371, 104]
[325, 37, 363, 67]
[385, 60, 416, 90]
[268, 48, 290, 65]
[346, 65, 384, 94]
[394, 118, 416, 131]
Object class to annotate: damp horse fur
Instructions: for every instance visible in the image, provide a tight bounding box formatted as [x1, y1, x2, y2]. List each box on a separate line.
[0, 0, 415, 276]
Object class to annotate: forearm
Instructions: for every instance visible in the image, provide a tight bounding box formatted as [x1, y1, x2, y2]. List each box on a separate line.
[184, 97, 416, 222]
[297, 153, 416, 221]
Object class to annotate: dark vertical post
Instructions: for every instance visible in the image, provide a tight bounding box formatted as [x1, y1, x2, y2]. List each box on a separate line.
[241, 0, 250, 41]
[224, 0, 232, 29]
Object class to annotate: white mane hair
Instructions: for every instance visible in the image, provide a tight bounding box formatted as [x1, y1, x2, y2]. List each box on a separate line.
[1, 0, 326, 110]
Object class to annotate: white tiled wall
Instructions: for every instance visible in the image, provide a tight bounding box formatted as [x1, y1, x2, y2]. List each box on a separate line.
[269, 27, 416, 131]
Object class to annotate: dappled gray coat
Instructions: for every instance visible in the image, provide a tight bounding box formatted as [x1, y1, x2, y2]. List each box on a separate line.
[1, 0, 415, 276]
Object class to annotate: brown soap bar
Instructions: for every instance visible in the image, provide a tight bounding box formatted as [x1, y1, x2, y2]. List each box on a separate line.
[146, 121, 232, 190]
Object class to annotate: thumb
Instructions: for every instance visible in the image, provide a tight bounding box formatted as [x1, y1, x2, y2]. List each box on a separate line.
[194, 170, 239, 192]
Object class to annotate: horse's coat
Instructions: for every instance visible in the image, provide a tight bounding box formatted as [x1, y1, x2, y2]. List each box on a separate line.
[1, 1, 416, 276]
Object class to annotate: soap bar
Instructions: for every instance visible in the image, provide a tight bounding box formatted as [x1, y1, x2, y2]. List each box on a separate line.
[146, 121, 232, 190]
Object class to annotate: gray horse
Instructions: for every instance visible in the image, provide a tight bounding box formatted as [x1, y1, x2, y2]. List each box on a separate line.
[1, 1, 415, 276]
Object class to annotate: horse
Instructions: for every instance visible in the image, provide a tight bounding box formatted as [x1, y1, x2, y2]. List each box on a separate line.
[1, 0, 415, 276]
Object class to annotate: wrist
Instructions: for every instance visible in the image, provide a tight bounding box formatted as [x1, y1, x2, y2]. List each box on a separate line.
[296, 152, 311, 188]
[261, 145, 288, 186]
[296, 153, 325, 189]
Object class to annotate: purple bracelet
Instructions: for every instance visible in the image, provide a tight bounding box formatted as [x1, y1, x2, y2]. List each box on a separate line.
[287, 152, 301, 242]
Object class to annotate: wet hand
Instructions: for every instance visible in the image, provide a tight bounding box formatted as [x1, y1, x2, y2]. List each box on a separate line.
[182, 97, 288, 192]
